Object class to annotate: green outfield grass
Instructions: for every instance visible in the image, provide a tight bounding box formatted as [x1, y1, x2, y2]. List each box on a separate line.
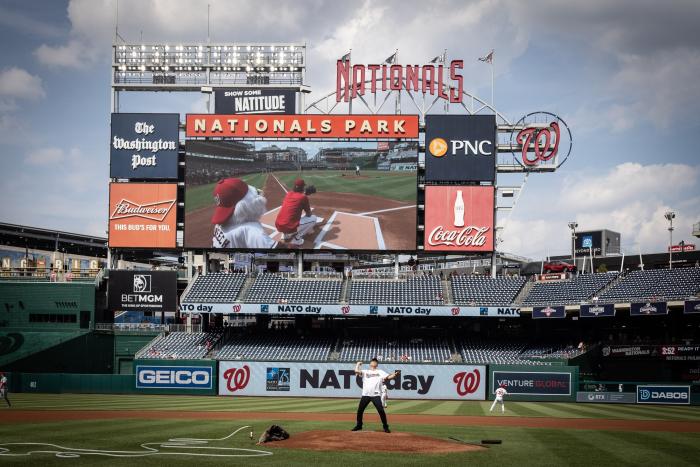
[185, 173, 267, 213]
[274, 170, 416, 203]
[1, 395, 699, 466]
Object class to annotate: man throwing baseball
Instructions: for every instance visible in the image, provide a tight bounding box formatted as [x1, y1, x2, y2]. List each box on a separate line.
[351, 358, 399, 433]
[490, 383, 508, 413]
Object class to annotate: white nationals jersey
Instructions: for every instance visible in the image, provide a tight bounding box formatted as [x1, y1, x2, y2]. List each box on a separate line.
[213, 223, 276, 249]
[361, 369, 388, 396]
[495, 388, 507, 398]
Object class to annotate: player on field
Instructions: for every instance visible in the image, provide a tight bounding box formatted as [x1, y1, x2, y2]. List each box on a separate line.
[352, 358, 399, 433]
[490, 383, 508, 413]
[0, 372, 10, 407]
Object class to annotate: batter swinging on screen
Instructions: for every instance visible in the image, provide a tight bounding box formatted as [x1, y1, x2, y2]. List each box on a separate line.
[351, 358, 399, 433]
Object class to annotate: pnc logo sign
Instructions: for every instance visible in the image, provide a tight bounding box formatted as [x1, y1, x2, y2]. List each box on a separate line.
[428, 137, 493, 157]
[428, 138, 448, 157]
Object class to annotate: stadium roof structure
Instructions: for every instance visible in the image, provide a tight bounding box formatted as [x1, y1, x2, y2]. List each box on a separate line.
[0, 222, 107, 258]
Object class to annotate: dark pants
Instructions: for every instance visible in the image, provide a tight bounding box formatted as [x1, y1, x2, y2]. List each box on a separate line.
[356, 395, 388, 428]
[1, 389, 9, 407]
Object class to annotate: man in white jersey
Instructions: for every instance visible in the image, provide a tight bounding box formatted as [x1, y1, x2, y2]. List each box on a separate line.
[352, 358, 399, 433]
[211, 178, 277, 249]
[0, 372, 10, 407]
[490, 383, 508, 413]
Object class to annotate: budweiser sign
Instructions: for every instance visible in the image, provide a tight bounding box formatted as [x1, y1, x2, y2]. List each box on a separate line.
[110, 198, 176, 221]
[423, 186, 494, 252]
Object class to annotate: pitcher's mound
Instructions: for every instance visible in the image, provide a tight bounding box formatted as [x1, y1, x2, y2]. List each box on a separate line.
[269, 430, 485, 454]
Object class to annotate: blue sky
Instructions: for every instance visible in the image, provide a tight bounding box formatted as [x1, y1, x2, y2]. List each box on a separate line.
[0, 0, 698, 259]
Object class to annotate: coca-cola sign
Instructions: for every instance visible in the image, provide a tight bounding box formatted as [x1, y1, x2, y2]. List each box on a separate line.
[423, 186, 494, 252]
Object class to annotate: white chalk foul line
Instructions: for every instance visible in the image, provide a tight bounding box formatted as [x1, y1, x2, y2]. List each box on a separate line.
[270, 174, 288, 194]
[0, 425, 273, 459]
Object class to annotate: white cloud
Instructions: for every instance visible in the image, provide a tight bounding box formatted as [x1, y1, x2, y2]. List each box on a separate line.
[499, 163, 700, 258]
[26, 147, 65, 165]
[0, 67, 45, 100]
[35, 40, 95, 69]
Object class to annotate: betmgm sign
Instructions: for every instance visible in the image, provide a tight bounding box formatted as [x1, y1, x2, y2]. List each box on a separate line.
[108, 270, 177, 312]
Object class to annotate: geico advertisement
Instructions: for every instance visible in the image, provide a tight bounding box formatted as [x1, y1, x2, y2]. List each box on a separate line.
[218, 361, 486, 400]
[180, 302, 521, 318]
[136, 365, 213, 389]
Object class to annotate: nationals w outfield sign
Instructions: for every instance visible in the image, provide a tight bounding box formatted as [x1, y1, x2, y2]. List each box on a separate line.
[185, 114, 419, 139]
[219, 361, 486, 400]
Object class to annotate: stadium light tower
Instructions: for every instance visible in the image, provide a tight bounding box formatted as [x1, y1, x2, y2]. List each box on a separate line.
[664, 211, 675, 270]
[568, 221, 578, 267]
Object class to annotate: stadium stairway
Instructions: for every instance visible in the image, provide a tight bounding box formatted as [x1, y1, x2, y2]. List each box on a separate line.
[340, 277, 351, 303]
[593, 271, 627, 301]
[513, 280, 534, 305]
[235, 275, 258, 302]
[441, 279, 453, 304]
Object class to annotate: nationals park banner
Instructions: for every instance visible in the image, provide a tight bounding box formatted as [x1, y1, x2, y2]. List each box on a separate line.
[218, 361, 486, 400]
[179, 302, 521, 318]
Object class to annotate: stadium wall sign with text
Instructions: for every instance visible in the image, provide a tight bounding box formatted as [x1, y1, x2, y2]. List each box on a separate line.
[636, 385, 690, 405]
[424, 114, 496, 182]
[186, 114, 419, 139]
[179, 302, 521, 318]
[685, 300, 700, 314]
[110, 113, 179, 179]
[336, 60, 465, 103]
[218, 361, 486, 400]
[579, 303, 615, 318]
[492, 370, 572, 396]
[532, 306, 566, 319]
[576, 392, 636, 404]
[630, 301, 668, 316]
[108, 270, 177, 312]
[423, 186, 494, 252]
[214, 88, 296, 115]
[108, 183, 177, 248]
[136, 365, 213, 390]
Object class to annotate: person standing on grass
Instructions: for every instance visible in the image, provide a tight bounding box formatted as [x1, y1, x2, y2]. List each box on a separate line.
[0, 372, 10, 407]
[352, 358, 399, 433]
[490, 383, 507, 413]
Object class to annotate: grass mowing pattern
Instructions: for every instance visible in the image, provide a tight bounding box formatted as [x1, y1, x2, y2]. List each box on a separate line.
[273, 170, 416, 203]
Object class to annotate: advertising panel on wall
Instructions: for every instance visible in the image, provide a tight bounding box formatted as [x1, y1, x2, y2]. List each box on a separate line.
[684, 300, 700, 314]
[532, 306, 566, 319]
[108, 270, 177, 311]
[423, 186, 494, 252]
[579, 303, 615, 318]
[108, 183, 177, 248]
[186, 114, 420, 139]
[218, 361, 486, 400]
[184, 140, 417, 251]
[491, 370, 572, 396]
[179, 302, 521, 318]
[576, 392, 636, 404]
[110, 113, 179, 179]
[424, 114, 496, 182]
[214, 88, 296, 114]
[630, 301, 668, 316]
[636, 385, 690, 405]
[133, 359, 217, 395]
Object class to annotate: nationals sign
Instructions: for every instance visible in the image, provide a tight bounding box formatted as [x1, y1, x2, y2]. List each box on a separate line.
[186, 114, 419, 139]
[219, 361, 486, 400]
[423, 186, 494, 252]
[108, 183, 177, 248]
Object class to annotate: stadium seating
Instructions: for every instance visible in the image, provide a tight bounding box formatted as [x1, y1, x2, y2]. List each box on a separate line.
[216, 334, 333, 361]
[598, 267, 700, 302]
[245, 274, 342, 304]
[457, 339, 573, 365]
[451, 275, 526, 305]
[139, 332, 222, 359]
[182, 272, 247, 303]
[338, 337, 452, 363]
[349, 276, 444, 305]
[522, 272, 617, 305]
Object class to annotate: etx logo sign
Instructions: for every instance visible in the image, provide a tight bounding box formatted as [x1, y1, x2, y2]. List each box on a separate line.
[637, 385, 690, 405]
[133, 274, 151, 293]
[136, 366, 212, 389]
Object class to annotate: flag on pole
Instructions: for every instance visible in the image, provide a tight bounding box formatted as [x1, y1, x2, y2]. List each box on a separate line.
[429, 54, 442, 63]
[340, 51, 351, 62]
[478, 49, 494, 64]
[385, 52, 397, 64]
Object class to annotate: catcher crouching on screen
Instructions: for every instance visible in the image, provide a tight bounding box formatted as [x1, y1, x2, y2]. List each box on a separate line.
[274, 178, 322, 246]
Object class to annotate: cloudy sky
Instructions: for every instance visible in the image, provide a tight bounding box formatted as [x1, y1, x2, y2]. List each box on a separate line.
[0, 0, 698, 259]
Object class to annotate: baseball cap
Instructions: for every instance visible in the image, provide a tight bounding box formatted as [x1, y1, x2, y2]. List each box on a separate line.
[211, 178, 249, 225]
[294, 178, 305, 189]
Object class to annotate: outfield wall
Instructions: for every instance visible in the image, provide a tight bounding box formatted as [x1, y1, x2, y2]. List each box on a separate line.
[488, 365, 580, 402]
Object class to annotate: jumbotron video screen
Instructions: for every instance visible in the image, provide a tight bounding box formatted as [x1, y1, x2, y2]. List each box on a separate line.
[184, 140, 418, 250]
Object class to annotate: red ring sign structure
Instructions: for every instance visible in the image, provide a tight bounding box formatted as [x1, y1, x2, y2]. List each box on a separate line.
[509, 111, 572, 170]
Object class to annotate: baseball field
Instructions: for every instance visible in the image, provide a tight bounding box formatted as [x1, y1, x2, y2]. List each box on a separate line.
[1, 394, 699, 466]
[185, 170, 417, 250]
